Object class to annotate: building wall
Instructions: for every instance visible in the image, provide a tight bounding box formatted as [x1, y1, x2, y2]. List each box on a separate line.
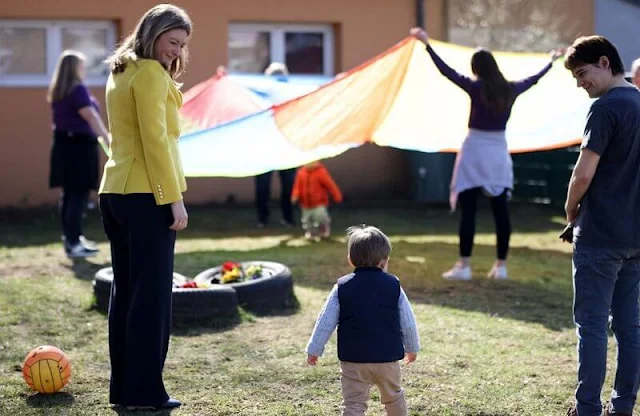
[0, 0, 447, 208]
[595, 0, 640, 70]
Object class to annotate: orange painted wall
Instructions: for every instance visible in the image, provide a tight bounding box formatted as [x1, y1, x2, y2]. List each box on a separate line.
[0, 0, 445, 207]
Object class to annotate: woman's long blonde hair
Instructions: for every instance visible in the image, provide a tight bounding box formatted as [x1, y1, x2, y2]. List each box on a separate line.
[47, 51, 85, 103]
[105, 4, 192, 79]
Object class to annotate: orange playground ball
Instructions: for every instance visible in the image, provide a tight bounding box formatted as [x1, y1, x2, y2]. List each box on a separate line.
[22, 346, 71, 393]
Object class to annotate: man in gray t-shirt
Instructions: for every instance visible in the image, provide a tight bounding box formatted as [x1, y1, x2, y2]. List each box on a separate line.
[574, 87, 640, 248]
[563, 36, 640, 416]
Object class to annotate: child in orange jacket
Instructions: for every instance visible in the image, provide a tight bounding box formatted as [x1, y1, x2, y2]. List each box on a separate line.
[291, 161, 343, 241]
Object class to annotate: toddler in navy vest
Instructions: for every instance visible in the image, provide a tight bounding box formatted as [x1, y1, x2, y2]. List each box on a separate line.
[306, 225, 420, 416]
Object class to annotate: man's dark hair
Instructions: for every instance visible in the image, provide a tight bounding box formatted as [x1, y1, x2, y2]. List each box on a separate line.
[346, 225, 391, 268]
[564, 35, 625, 75]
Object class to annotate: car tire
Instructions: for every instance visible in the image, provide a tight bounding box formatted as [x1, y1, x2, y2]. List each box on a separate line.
[92, 267, 239, 326]
[193, 261, 296, 313]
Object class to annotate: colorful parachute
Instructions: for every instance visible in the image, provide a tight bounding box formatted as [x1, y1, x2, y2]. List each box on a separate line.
[178, 37, 591, 177]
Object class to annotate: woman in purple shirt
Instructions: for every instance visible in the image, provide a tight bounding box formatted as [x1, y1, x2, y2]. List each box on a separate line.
[411, 28, 564, 281]
[48, 51, 110, 258]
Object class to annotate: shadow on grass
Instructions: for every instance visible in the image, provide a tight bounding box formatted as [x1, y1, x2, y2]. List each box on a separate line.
[171, 314, 242, 337]
[88, 297, 246, 337]
[87, 290, 299, 337]
[171, 301, 301, 338]
[247, 301, 301, 317]
[173, 239, 574, 332]
[110, 406, 174, 415]
[0, 203, 566, 248]
[64, 258, 112, 281]
[25, 391, 75, 408]
[87, 306, 245, 337]
[170, 293, 300, 337]
[3, 204, 575, 332]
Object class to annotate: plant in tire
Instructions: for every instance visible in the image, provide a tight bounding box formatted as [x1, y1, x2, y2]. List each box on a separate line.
[194, 261, 295, 313]
[211, 262, 264, 284]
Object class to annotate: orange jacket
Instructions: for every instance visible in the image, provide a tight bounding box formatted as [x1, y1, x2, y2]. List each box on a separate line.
[291, 163, 343, 209]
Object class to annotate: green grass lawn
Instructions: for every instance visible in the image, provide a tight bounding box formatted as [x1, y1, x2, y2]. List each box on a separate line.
[0, 202, 622, 415]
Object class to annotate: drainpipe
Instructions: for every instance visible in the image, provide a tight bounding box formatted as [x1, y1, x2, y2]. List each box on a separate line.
[415, 0, 425, 27]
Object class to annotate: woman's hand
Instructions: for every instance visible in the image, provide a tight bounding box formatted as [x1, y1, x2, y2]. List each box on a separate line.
[79, 106, 110, 142]
[170, 199, 188, 231]
[550, 48, 565, 62]
[410, 27, 429, 44]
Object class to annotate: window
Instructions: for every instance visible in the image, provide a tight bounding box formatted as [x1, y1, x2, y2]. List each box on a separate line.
[0, 20, 117, 87]
[228, 23, 334, 75]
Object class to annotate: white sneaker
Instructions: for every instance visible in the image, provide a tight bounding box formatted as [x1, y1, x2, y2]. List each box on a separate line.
[442, 265, 472, 281]
[488, 265, 508, 280]
[63, 235, 97, 253]
[67, 242, 99, 258]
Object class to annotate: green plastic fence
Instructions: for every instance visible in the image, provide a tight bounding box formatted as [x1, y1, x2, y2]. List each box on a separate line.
[512, 146, 580, 206]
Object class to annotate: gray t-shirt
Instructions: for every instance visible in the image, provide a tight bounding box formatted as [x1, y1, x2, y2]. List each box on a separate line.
[574, 86, 640, 248]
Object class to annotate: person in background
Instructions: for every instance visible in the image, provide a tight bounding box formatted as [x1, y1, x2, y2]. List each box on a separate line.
[254, 62, 297, 228]
[630, 57, 640, 88]
[411, 27, 564, 281]
[291, 160, 342, 241]
[48, 50, 110, 258]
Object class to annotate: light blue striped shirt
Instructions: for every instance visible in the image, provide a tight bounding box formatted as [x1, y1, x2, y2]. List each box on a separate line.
[305, 279, 421, 358]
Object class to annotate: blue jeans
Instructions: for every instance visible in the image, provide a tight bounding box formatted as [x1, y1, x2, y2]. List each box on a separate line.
[573, 243, 640, 416]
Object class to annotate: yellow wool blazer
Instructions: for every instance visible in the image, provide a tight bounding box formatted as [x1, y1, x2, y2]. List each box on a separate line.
[99, 59, 187, 205]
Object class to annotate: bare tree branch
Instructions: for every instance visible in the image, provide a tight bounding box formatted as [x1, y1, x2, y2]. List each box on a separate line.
[448, 0, 578, 52]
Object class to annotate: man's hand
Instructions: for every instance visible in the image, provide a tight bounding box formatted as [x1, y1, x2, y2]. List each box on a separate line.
[404, 352, 417, 364]
[559, 223, 574, 243]
[565, 203, 579, 225]
[561, 203, 579, 243]
[307, 354, 318, 366]
[291, 197, 298, 205]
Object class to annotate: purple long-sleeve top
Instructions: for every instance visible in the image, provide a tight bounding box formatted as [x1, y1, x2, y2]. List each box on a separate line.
[426, 44, 553, 131]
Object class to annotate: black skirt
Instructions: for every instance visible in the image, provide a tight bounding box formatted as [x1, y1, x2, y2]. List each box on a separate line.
[49, 130, 100, 191]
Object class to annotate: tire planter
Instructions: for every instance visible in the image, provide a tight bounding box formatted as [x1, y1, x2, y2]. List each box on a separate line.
[194, 261, 296, 313]
[93, 267, 239, 326]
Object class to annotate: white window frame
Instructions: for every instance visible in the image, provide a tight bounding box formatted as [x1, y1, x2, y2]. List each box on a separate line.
[0, 19, 117, 88]
[228, 23, 334, 76]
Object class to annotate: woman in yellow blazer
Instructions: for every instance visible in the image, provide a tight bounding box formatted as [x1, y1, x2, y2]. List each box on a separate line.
[99, 4, 191, 410]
